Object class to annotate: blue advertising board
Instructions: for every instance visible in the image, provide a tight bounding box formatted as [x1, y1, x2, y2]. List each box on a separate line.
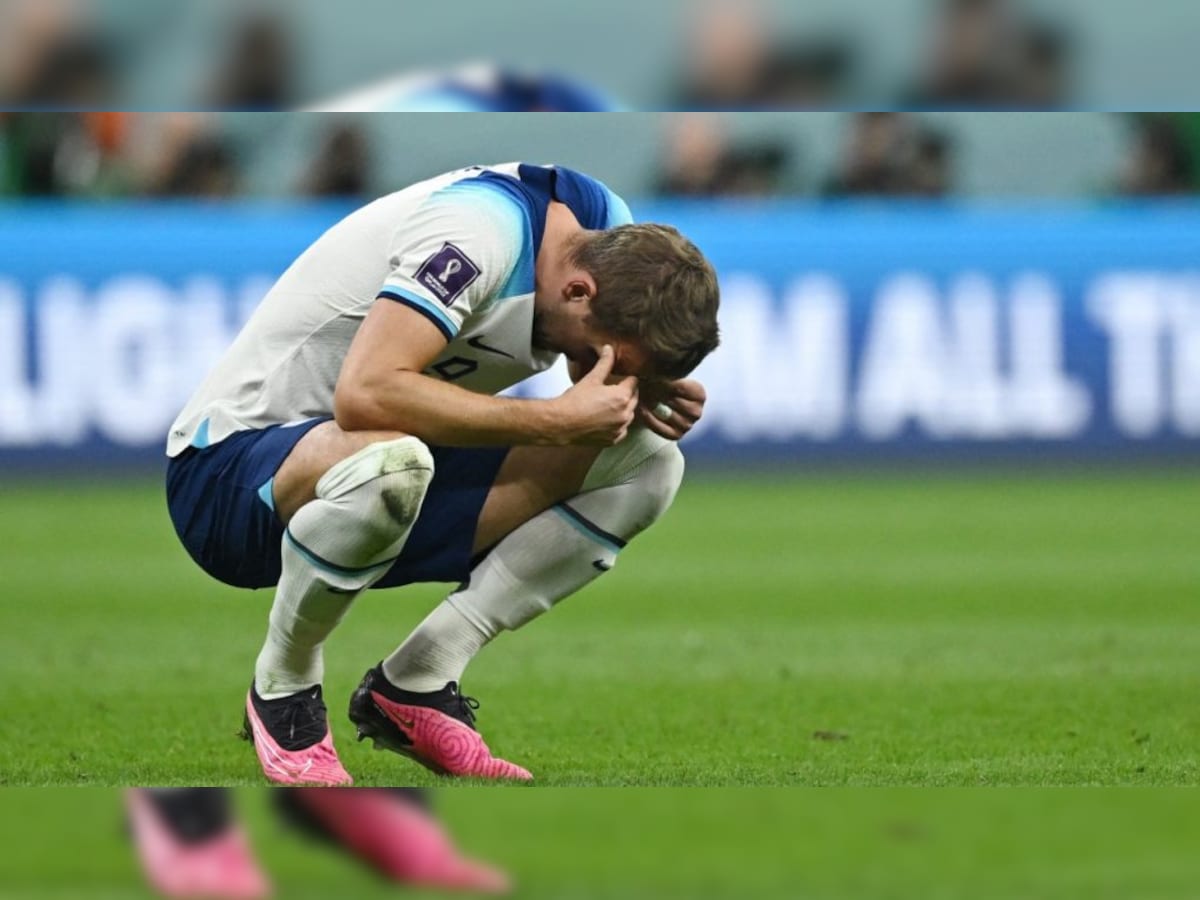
[1, 201, 1198, 468]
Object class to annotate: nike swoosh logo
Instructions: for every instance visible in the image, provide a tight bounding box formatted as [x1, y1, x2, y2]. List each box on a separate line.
[377, 700, 417, 730]
[592, 559, 612, 572]
[467, 335, 515, 359]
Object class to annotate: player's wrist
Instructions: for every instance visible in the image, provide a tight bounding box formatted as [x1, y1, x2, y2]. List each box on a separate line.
[530, 397, 573, 446]
[497, 396, 569, 446]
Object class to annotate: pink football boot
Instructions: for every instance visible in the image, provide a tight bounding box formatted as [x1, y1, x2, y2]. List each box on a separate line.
[125, 789, 271, 899]
[284, 788, 510, 892]
[243, 684, 353, 787]
[348, 666, 532, 781]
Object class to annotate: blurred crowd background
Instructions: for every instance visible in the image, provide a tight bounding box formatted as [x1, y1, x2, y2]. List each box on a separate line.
[1, 110, 1196, 202]
[3, 0, 1193, 203]
[0, 0, 1193, 110]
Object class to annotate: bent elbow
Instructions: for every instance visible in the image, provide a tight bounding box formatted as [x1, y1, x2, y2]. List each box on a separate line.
[333, 372, 425, 435]
[333, 383, 382, 432]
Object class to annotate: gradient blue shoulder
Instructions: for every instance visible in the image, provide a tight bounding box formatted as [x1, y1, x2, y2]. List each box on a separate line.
[530, 166, 634, 229]
[429, 174, 536, 299]
[431, 174, 530, 237]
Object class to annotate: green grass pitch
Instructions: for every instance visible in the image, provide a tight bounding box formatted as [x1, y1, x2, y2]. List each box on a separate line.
[1, 788, 1198, 899]
[0, 467, 1197, 788]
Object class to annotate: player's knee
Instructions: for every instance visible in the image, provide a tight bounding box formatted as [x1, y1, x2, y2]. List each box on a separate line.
[315, 435, 435, 527]
[583, 428, 675, 491]
[633, 442, 685, 526]
[582, 429, 685, 530]
[568, 440, 683, 546]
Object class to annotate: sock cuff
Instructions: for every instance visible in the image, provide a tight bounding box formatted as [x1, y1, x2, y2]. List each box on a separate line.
[284, 528, 398, 579]
[552, 503, 627, 554]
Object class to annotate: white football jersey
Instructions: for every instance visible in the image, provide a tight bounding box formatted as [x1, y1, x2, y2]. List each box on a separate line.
[167, 162, 633, 457]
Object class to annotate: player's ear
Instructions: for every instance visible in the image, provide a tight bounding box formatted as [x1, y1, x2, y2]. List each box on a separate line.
[563, 272, 597, 304]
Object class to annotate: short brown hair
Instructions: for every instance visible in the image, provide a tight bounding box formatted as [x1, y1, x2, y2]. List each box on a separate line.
[571, 223, 720, 379]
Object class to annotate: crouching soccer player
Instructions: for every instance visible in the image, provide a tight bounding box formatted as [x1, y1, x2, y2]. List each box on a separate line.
[165, 163, 720, 785]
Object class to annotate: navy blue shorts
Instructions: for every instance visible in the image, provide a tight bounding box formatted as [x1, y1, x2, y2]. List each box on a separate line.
[166, 417, 510, 590]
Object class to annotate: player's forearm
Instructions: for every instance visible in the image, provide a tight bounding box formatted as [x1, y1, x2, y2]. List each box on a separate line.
[334, 371, 562, 446]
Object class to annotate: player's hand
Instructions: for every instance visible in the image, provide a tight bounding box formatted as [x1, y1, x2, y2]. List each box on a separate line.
[636, 378, 707, 442]
[553, 345, 639, 445]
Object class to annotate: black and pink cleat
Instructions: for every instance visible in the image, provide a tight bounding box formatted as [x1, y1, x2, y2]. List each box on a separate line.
[348, 665, 532, 781]
[279, 788, 511, 892]
[242, 684, 353, 787]
[125, 789, 270, 899]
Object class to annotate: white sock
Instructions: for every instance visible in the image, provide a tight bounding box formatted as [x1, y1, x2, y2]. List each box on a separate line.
[379, 602, 491, 692]
[382, 430, 684, 692]
[255, 436, 434, 699]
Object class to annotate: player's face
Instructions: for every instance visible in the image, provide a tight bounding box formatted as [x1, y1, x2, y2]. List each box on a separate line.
[533, 268, 657, 380]
[574, 332, 654, 381]
[534, 300, 654, 380]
